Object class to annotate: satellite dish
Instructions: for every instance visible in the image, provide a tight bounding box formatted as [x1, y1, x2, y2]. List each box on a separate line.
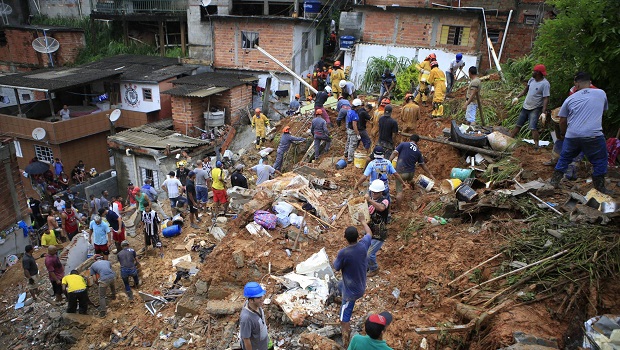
[200, 0, 211, 6]
[0, 2, 12, 15]
[32, 127, 46, 140]
[109, 109, 121, 122]
[32, 36, 60, 54]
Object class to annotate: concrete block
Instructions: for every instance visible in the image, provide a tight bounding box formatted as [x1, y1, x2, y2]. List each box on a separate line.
[205, 300, 244, 315]
[195, 280, 209, 295]
[232, 249, 245, 268]
[535, 184, 555, 197]
[62, 313, 94, 326]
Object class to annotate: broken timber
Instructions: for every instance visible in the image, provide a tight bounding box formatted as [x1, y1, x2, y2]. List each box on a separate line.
[400, 132, 504, 157]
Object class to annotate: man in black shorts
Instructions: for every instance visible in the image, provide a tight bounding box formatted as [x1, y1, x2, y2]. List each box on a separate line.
[141, 202, 163, 257]
[186, 171, 201, 229]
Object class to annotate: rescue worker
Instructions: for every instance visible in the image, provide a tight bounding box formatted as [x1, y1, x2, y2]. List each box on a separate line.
[370, 98, 389, 146]
[287, 94, 301, 116]
[311, 109, 331, 161]
[251, 108, 270, 150]
[378, 68, 396, 105]
[331, 61, 346, 98]
[345, 99, 363, 163]
[339, 80, 356, 99]
[401, 93, 420, 134]
[428, 60, 447, 117]
[365, 179, 390, 276]
[304, 73, 313, 98]
[446, 53, 465, 94]
[314, 86, 332, 126]
[335, 95, 351, 127]
[414, 53, 436, 106]
[311, 70, 320, 91]
[273, 126, 306, 171]
[389, 134, 435, 210]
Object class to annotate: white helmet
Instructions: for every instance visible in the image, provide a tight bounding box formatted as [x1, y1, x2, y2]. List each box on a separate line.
[369, 179, 385, 193]
[339, 80, 347, 88]
[352, 98, 362, 107]
[324, 86, 332, 93]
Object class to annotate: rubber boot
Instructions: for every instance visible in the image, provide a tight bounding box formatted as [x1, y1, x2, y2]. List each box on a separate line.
[593, 175, 615, 195]
[549, 170, 564, 189]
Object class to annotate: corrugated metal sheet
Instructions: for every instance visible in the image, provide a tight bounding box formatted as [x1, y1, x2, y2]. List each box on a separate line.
[108, 118, 209, 149]
[161, 86, 228, 97]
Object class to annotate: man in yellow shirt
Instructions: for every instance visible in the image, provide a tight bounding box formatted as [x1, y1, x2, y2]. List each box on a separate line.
[62, 269, 88, 314]
[427, 61, 447, 117]
[330, 61, 345, 98]
[251, 108, 270, 150]
[400, 94, 420, 134]
[41, 229, 59, 246]
[210, 161, 229, 219]
[414, 53, 435, 106]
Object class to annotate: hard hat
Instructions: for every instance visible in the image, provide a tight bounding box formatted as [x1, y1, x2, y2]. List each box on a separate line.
[325, 86, 332, 93]
[430, 61, 439, 68]
[339, 80, 347, 88]
[255, 108, 261, 113]
[369, 179, 386, 193]
[427, 53, 437, 60]
[243, 282, 266, 298]
[334, 61, 341, 66]
[328, 69, 332, 73]
[315, 109, 323, 115]
[380, 98, 391, 106]
[216, 160, 223, 168]
[352, 98, 362, 107]
[295, 94, 300, 99]
[283, 125, 291, 133]
[456, 53, 463, 61]
[405, 93, 413, 100]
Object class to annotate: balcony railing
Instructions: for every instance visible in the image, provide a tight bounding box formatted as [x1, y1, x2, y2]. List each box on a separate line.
[91, 0, 189, 14]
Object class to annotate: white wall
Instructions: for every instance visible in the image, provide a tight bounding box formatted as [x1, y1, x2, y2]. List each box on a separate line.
[119, 81, 162, 113]
[0, 87, 37, 107]
[345, 43, 479, 92]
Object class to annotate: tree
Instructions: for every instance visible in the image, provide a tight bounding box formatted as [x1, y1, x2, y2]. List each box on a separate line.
[533, 0, 620, 133]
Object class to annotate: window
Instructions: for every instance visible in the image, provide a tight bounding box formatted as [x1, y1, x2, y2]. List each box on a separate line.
[440, 25, 470, 46]
[21, 93, 31, 101]
[241, 31, 259, 49]
[302, 32, 309, 50]
[315, 32, 321, 46]
[34, 145, 54, 163]
[488, 30, 501, 44]
[143, 88, 153, 102]
[140, 167, 160, 188]
[14, 140, 22, 158]
[524, 15, 538, 25]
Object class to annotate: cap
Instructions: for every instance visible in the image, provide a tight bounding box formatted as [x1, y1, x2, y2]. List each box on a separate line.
[368, 312, 393, 326]
[352, 98, 362, 107]
[121, 240, 129, 247]
[216, 160, 223, 168]
[533, 64, 547, 76]
[132, 187, 141, 195]
[283, 126, 291, 133]
[373, 146, 384, 158]
[188, 171, 196, 177]
[168, 171, 175, 176]
[144, 178, 152, 184]
[384, 105, 393, 114]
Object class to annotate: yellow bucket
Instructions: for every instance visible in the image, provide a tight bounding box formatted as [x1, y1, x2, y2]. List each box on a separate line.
[354, 152, 367, 169]
[440, 178, 462, 194]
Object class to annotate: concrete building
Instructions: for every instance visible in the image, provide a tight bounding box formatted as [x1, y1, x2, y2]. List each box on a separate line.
[340, 0, 548, 85]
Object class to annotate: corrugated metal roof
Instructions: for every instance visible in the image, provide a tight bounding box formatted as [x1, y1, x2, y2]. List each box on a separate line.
[161, 85, 228, 97]
[172, 72, 257, 88]
[0, 67, 122, 91]
[82, 55, 196, 83]
[109, 118, 209, 149]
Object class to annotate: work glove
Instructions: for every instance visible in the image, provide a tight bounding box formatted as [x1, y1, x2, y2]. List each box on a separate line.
[539, 113, 547, 124]
[356, 135, 361, 141]
[511, 97, 519, 105]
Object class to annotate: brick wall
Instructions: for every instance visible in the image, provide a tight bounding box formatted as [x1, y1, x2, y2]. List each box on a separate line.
[209, 84, 252, 125]
[212, 18, 294, 71]
[0, 141, 29, 231]
[363, 0, 543, 11]
[171, 96, 206, 137]
[0, 27, 85, 72]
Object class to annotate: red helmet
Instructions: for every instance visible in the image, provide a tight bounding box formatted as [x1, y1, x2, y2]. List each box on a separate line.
[334, 61, 341, 67]
[315, 109, 323, 115]
[426, 53, 437, 60]
[430, 61, 439, 68]
[380, 98, 391, 106]
[405, 93, 413, 100]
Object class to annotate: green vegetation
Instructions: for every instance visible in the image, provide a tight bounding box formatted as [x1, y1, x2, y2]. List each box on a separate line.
[359, 55, 418, 100]
[533, 0, 620, 132]
[31, 15, 184, 65]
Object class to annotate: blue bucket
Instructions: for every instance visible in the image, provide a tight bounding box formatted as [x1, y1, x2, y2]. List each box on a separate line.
[336, 159, 347, 169]
[450, 168, 474, 180]
[340, 36, 355, 49]
[162, 224, 182, 238]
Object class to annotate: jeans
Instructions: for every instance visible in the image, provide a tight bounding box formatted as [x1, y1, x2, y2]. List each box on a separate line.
[196, 186, 209, 203]
[555, 135, 608, 177]
[367, 239, 385, 271]
[169, 197, 179, 209]
[98, 279, 116, 314]
[313, 136, 331, 160]
[446, 71, 454, 93]
[466, 104, 477, 123]
[150, 201, 168, 220]
[121, 267, 139, 295]
[67, 290, 88, 314]
[357, 130, 371, 150]
[516, 107, 542, 130]
[273, 150, 285, 171]
[345, 129, 358, 161]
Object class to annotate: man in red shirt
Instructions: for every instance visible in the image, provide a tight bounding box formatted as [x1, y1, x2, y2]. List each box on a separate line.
[45, 245, 65, 303]
[125, 182, 137, 208]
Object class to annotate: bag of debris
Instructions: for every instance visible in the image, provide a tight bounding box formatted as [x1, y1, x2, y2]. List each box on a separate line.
[273, 202, 295, 216]
[277, 214, 291, 228]
[254, 210, 277, 230]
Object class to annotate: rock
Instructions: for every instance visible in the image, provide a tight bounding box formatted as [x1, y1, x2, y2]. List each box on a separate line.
[58, 328, 81, 344]
[205, 300, 244, 315]
[62, 312, 93, 327]
[232, 249, 245, 268]
[299, 332, 344, 350]
[195, 280, 209, 295]
[535, 184, 555, 197]
[175, 299, 201, 316]
[570, 204, 610, 224]
[48, 311, 61, 320]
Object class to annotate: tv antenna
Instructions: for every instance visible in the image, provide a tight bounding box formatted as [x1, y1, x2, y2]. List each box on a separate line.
[32, 30, 60, 67]
[200, 0, 211, 7]
[31, 127, 47, 141]
[0, 0, 12, 25]
[108, 109, 121, 135]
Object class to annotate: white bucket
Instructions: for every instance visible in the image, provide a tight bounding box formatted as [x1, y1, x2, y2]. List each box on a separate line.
[416, 175, 434, 192]
[487, 131, 516, 151]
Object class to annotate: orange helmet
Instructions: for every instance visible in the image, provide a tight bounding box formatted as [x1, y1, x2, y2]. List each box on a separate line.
[405, 93, 413, 100]
[334, 61, 341, 67]
[426, 53, 437, 60]
[295, 94, 300, 99]
[307, 96, 313, 101]
[315, 109, 323, 115]
[283, 125, 291, 133]
[430, 61, 439, 68]
[380, 98, 391, 106]
[328, 69, 333, 73]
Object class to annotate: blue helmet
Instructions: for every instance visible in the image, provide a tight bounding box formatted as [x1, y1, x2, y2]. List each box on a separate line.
[216, 160, 223, 168]
[456, 53, 463, 61]
[243, 282, 266, 298]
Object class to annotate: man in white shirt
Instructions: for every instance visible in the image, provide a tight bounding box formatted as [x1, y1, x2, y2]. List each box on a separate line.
[161, 171, 183, 216]
[59, 105, 70, 120]
[446, 53, 465, 94]
[53, 196, 66, 212]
